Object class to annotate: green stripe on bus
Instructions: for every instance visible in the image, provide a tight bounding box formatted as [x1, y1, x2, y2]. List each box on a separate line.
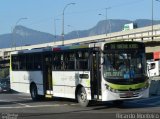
[107, 81, 148, 90]
[52, 79, 56, 85]
[86, 79, 90, 87]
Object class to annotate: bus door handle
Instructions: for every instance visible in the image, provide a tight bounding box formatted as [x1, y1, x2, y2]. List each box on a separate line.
[79, 74, 89, 79]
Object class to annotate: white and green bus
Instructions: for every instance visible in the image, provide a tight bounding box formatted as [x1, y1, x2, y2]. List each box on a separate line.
[10, 41, 149, 106]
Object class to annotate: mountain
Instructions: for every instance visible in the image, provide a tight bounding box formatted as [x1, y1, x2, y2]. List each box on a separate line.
[0, 19, 160, 48]
[64, 19, 160, 39]
[0, 26, 59, 48]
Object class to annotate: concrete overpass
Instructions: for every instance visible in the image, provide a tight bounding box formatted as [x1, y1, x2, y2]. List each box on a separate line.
[0, 24, 160, 60]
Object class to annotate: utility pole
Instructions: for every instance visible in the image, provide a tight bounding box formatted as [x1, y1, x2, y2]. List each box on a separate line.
[61, 3, 75, 46]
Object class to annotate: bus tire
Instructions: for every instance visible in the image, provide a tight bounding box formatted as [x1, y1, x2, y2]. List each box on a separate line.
[30, 84, 39, 101]
[77, 87, 90, 107]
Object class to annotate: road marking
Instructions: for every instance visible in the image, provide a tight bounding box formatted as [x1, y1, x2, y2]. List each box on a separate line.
[0, 100, 31, 107]
[0, 100, 12, 102]
[15, 102, 30, 107]
[62, 104, 68, 106]
[0, 104, 62, 109]
[18, 97, 32, 100]
[0, 98, 79, 109]
[0, 102, 78, 109]
[70, 103, 78, 106]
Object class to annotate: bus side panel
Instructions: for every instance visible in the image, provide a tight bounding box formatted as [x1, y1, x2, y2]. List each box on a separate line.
[11, 71, 29, 93]
[52, 71, 65, 97]
[52, 71, 91, 100]
[10, 71, 44, 95]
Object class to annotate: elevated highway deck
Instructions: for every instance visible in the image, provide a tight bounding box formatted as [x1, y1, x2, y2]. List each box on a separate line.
[0, 24, 160, 60]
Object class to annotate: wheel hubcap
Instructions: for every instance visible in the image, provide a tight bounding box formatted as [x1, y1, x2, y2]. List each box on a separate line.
[80, 92, 86, 102]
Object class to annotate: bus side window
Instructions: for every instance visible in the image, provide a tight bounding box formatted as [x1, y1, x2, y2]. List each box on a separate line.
[19, 55, 26, 70]
[26, 54, 33, 70]
[66, 52, 75, 70]
[12, 56, 19, 70]
[59, 54, 66, 70]
[34, 54, 42, 70]
[63, 53, 69, 70]
[76, 51, 89, 70]
[52, 54, 61, 70]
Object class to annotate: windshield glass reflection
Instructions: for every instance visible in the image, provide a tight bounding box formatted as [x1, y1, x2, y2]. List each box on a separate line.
[103, 51, 146, 80]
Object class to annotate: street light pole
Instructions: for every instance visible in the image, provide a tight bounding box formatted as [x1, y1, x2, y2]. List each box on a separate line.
[54, 18, 60, 40]
[12, 17, 28, 50]
[15, 18, 28, 27]
[98, 7, 111, 36]
[62, 3, 75, 46]
[152, 0, 154, 41]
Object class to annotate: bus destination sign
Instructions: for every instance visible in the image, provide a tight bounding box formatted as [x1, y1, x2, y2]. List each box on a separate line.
[106, 43, 139, 50]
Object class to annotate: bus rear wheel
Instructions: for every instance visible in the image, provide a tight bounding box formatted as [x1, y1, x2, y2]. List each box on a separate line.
[30, 84, 39, 101]
[77, 87, 90, 107]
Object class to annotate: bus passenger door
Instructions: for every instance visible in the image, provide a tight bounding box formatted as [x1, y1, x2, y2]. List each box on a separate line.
[43, 54, 53, 98]
[90, 51, 101, 100]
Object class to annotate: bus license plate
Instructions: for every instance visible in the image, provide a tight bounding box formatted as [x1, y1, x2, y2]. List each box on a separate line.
[125, 92, 133, 97]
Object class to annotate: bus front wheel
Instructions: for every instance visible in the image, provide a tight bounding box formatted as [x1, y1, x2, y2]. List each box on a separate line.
[30, 84, 39, 101]
[77, 87, 90, 107]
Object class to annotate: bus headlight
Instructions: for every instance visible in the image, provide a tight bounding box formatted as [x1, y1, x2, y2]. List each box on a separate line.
[141, 81, 149, 91]
[105, 84, 119, 93]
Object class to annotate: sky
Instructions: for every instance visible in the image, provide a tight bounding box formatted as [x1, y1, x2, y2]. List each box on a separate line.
[0, 0, 160, 35]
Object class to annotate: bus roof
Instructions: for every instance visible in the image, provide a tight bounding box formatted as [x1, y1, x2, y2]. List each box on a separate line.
[10, 46, 52, 55]
[52, 44, 90, 51]
[10, 44, 90, 55]
[10, 41, 144, 55]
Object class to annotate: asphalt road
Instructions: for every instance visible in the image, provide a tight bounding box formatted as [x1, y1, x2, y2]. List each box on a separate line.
[0, 93, 160, 119]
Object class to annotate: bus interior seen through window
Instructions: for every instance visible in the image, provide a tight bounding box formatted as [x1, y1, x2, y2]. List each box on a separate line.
[52, 51, 89, 71]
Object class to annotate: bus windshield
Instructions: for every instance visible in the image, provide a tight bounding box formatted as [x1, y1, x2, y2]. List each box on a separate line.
[103, 50, 146, 82]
